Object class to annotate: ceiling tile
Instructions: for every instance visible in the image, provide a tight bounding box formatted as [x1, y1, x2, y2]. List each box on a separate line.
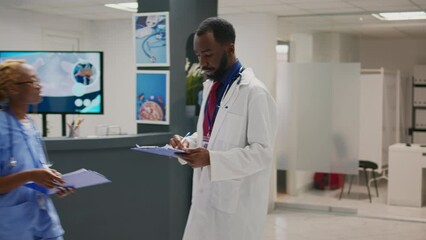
[72, 12, 132, 20]
[27, 7, 79, 15]
[279, 0, 344, 3]
[281, 16, 335, 26]
[356, 5, 420, 12]
[305, 7, 366, 14]
[268, 8, 311, 16]
[89, 0, 135, 4]
[345, 0, 416, 5]
[68, 5, 119, 14]
[346, 0, 419, 10]
[15, 0, 96, 8]
[411, 0, 426, 7]
[219, 0, 282, 7]
[241, 4, 308, 15]
[0, 0, 424, 39]
[288, 1, 357, 10]
[218, 7, 247, 15]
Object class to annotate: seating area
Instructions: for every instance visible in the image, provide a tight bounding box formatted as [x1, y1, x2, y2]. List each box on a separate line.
[339, 160, 379, 203]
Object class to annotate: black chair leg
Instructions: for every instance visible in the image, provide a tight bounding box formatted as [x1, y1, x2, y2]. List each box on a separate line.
[339, 175, 345, 200]
[348, 175, 354, 195]
[364, 169, 372, 203]
[372, 170, 379, 197]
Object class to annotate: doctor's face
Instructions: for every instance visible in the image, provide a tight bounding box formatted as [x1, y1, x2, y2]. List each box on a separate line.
[194, 31, 233, 79]
[10, 64, 42, 105]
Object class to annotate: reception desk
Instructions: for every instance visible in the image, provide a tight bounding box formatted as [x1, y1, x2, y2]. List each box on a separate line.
[45, 133, 192, 240]
[388, 143, 426, 207]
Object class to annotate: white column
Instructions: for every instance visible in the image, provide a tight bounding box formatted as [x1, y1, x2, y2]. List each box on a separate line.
[221, 13, 278, 98]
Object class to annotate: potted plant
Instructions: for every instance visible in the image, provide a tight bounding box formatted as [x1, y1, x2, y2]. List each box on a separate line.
[185, 58, 204, 116]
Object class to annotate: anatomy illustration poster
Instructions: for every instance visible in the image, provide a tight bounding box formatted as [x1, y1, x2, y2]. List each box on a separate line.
[133, 12, 170, 66]
[136, 70, 169, 124]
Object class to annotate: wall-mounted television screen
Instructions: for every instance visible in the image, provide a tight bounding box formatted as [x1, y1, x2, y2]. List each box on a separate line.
[0, 51, 103, 114]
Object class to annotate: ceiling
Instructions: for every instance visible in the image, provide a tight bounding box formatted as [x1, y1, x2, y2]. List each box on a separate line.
[0, 0, 426, 39]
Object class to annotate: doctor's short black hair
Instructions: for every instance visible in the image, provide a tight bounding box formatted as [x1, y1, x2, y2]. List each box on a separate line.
[195, 17, 236, 45]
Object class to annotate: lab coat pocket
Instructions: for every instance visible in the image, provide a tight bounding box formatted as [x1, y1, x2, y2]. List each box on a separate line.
[217, 112, 244, 147]
[0, 201, 36, 238]
[210, 179, 242, 214]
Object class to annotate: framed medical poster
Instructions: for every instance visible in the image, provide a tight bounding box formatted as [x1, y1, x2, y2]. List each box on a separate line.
[136, 70, 169, 125]
[133, 12, 170, 67]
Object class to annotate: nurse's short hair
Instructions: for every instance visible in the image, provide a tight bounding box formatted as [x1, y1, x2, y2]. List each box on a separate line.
[195, 17, 236, 45]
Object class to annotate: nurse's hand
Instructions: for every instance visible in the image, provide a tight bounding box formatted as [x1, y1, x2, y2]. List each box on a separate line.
[31, 169, 65, 189]
[176, 148, 210, 168]
[169, 134, 189, 150]
[55, 187, 75, 198]
[49, 169, 75, 197]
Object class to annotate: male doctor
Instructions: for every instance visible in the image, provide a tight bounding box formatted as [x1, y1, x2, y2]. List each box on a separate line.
[170, 17, 277, 240]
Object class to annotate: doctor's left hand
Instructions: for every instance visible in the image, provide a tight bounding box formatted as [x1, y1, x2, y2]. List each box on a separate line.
[176, 148, 210, 168]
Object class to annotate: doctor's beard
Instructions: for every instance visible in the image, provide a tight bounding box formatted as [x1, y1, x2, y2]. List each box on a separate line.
[204, 51, 228, 80]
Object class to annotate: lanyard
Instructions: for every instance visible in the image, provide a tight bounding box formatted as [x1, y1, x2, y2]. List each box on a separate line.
[204, 62, 242, 136]
[6, 108, 47, 168]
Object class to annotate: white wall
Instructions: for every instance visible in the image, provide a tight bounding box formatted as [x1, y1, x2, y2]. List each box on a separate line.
[221, 13, 278, 97]
[289, 33, 313, 63]
[0, 7, 136, 136]
[0, 8, 91, 50]
[83, 19, 136, 136]
[312, 33, 360, 63]
[360, 38, 426, 73]
[360, 38, 426, 139]
[289, 32, 359, 63]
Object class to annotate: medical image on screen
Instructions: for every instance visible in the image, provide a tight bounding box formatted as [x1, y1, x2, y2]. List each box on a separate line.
[0, 51, 103, 114]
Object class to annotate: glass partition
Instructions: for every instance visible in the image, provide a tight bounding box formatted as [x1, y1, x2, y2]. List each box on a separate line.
[276, 63, 361, 205]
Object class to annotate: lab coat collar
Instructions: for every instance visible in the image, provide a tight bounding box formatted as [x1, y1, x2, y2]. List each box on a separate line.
[203, 67, 254, 88]
[237, 67, 253, 85]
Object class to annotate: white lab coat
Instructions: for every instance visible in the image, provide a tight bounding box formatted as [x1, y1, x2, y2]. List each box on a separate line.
[181, 68, 277, 240]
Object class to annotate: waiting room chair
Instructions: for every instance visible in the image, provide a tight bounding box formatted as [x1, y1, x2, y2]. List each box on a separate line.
[339, 160, 379, 203]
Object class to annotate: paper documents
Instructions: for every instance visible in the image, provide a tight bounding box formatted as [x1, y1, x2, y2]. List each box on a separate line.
[131, 144, 187, 158]
[25, 168, 111, 195]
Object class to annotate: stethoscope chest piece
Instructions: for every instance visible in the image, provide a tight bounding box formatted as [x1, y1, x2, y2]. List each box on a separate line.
[9, 157, 17, 167]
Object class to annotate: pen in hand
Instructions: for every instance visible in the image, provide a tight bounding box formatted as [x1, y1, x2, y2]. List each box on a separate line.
[179, 132, 191, 150]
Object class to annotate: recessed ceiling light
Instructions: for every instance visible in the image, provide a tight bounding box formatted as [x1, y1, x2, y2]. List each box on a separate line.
[372, 11, 426, 21]
[105, 2, 138, 13]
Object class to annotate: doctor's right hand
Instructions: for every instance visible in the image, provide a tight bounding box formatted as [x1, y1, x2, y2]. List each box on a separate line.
[30, 169, 65, 189]
[169, 134, 189, 150]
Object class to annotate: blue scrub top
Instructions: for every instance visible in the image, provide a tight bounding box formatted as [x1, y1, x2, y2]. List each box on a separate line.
[0, 110, 64, 239]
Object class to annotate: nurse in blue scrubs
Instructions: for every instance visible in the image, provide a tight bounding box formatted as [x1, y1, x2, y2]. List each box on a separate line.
[0, 60, 74, 240]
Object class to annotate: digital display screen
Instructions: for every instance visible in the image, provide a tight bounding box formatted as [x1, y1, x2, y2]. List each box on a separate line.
[0, 51, 103, 114]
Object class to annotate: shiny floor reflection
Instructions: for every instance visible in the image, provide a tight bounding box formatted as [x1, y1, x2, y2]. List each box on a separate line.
[264, 207, 426, 240]
[277, 179, 426, 221]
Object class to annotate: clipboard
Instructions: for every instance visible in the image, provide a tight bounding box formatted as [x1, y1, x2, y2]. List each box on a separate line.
[131, 144, 187, 158]
[25, 168, 111, 195]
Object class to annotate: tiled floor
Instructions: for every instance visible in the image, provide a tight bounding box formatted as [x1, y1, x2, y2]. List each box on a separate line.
[277, 179, 426, 221]
[264, 208, 426, 240]
[265, 179, 426, 239]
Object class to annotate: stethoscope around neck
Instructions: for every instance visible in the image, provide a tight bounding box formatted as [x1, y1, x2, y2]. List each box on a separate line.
[4, 108, 50, 169]
[218, 66, 244, 109]
[204, 65, 245, 136]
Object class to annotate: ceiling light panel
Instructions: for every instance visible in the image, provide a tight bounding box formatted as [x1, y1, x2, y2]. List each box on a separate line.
[372, 11, 426, 21]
